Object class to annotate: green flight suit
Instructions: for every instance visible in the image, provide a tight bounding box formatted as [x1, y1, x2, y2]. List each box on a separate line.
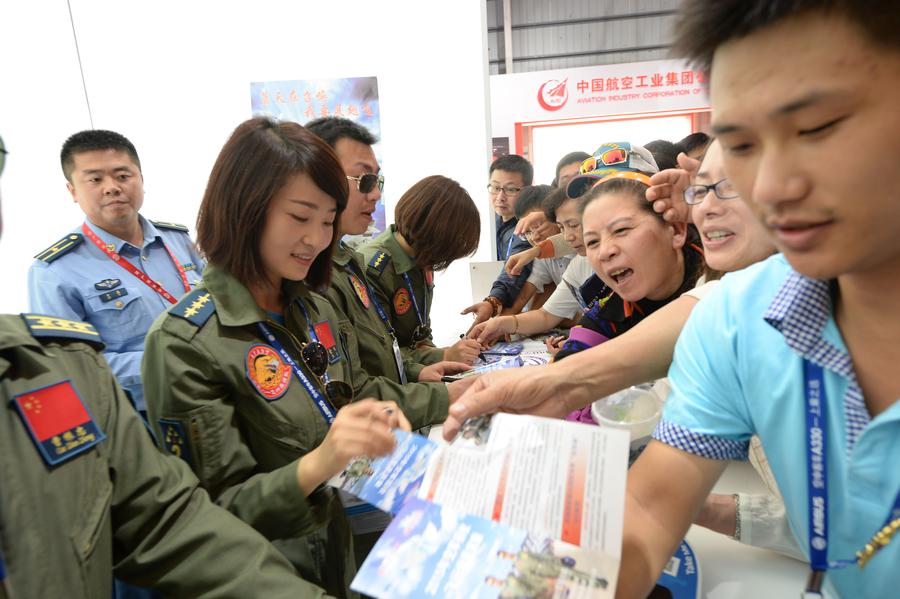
[0, 314, 326, 598]
[357, 225, 444, 365]
[142, 265, 357, 599]
[326, 242, 449, 428]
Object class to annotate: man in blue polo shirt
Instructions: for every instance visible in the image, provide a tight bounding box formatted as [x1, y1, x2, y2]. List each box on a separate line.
[613, 2, 900, 598]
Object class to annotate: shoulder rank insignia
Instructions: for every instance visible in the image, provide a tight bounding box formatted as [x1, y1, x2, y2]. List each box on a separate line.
[170, 288, 216, 327]
[12, 380, 106, 467]
[150, 220, 190, 233]
[34, 233, 84, 263]
[367, 250, 391, 276]
[158, 418, 194, 465]
[21, 314, 103, 347]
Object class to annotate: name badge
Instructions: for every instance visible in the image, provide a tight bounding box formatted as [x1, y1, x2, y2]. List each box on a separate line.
[391, 336, 408, 384]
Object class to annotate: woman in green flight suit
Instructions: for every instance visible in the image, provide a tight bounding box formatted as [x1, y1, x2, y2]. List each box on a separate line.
[143, 117, 409, 599]
[358, 175, 482, 366]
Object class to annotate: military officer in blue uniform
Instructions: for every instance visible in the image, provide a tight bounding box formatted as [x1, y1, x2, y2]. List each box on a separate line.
[27, 129, 203, 416]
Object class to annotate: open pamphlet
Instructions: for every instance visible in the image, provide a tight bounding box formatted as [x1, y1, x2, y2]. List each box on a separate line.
[330, 413, 631, 598]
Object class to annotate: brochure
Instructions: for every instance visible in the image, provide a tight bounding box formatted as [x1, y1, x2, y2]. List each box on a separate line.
[330, 429, 436, 515]
[351, 497, 616, 599]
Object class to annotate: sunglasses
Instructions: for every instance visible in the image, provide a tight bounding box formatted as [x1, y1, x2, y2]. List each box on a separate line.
[346, 173, 385, 194]
[301, 342, 353, 408]
[0, 135, 7, 177]
[580, 148, 630, 174]
[411, 324, 432, 345]
[683, 178, 739, 205]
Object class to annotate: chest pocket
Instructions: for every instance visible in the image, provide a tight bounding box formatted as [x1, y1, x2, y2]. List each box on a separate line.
[83, 286, 150, 343]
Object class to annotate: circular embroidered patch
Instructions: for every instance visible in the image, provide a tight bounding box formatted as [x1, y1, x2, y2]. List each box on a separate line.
[393, 287, 411, 315]
[349, 275, 370, 309]
[246, 344, 291, 400]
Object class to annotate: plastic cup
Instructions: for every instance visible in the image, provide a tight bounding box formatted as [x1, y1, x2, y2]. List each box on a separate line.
[591, 385, 663, 465]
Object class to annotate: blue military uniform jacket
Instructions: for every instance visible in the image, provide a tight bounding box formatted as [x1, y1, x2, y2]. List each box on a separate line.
[27, 216, 204, 412]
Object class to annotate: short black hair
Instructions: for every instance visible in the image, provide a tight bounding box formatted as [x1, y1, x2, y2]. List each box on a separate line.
[60, 129, 141, 182]
[514, 184, 553, 219]
[305, 116, 377, 149]
[643, 140, 680, 171]
[675, 0, 900, 72]
[553, 151, 591, 187]
[489, 154, 533, 186]
[542, 187, 571, 222]
[676, 132, 711, 157]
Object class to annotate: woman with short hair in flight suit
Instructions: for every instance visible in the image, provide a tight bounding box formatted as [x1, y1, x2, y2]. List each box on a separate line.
[358, 175, 482, 366]
[143, 117, 409, 599]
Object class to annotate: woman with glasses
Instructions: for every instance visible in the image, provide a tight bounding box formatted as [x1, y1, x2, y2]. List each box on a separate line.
[359, 175, 481, 365]
[143, 117, 409, 599]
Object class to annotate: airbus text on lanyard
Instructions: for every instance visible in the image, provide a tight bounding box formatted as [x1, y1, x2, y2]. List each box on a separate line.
[82, 223, 190, 304]
[257, 321, 336, 425]
[802, 360, 900, 597]
[345, 259, 408, 384]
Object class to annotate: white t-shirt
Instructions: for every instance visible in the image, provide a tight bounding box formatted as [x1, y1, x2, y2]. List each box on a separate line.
[682, 277, 719, 301]
[541, 255, 594, 319]
[527, 255, 572, 293]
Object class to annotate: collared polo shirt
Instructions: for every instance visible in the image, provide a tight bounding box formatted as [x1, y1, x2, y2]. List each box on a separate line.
[28, 216, 204, 411]
[654, 254, 900, 599]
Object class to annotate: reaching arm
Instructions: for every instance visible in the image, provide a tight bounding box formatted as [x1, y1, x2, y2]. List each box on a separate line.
[617, 441, 727, 598]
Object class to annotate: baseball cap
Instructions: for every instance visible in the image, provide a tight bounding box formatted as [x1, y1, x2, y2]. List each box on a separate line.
[566, 142, 659, 199]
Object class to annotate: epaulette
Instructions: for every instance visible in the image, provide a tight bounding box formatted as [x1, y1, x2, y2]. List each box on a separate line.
[151, 220, 190, 233]
[169, 288, 216, 327]
[367, 250, 391, 277]
[20, 314, 104, 349]
[34, 233, 83, 263]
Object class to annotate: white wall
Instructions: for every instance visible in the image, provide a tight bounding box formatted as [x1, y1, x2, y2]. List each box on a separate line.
[0, 0, 493, 345]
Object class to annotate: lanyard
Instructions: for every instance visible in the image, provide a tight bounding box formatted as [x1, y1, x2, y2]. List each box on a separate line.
[81, 223, 190, 304]
[504, 235, 514, 261]
[344, 256, 395, 335]
[401, 272, 429, 329]
[257, 321, 336, 425]
[803, 360, 900, 596]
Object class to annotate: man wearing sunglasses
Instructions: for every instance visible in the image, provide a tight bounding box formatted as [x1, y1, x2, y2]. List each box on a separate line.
[306, 117, 473, 424]
[27, 130, 204, 427]
[461, 154, 536, 327]
[0, 135, 334, 597]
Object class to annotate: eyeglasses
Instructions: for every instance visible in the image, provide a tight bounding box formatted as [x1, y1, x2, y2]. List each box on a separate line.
[683, 178, 739, 205]
[301, 341, 353, 408]
[346, 173, 384, 194]
[580, 148, 631, 174]
[487, 183, 523, 197]
[0, 135, 7, 178]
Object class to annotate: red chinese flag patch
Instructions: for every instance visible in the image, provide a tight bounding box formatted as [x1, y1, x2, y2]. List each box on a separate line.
[13, 380, 106, 466]
[314, 321, 341, 364]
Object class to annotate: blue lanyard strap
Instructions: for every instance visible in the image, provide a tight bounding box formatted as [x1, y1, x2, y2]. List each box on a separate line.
[504, 235, 514, 261]
[344, 257, 395, 334]
[803, 360, 900, 593]
[257, 321, 336, 425]
[401, 272, 428, 328]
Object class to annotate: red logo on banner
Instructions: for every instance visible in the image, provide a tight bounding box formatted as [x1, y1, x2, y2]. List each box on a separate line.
[537, 78, 569, 111]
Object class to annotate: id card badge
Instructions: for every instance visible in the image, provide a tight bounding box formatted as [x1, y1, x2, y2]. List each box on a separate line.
[391, 336, 408, 384]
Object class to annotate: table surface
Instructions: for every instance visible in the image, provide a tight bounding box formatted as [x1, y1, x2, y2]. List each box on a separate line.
[685, 461, 819, 598]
